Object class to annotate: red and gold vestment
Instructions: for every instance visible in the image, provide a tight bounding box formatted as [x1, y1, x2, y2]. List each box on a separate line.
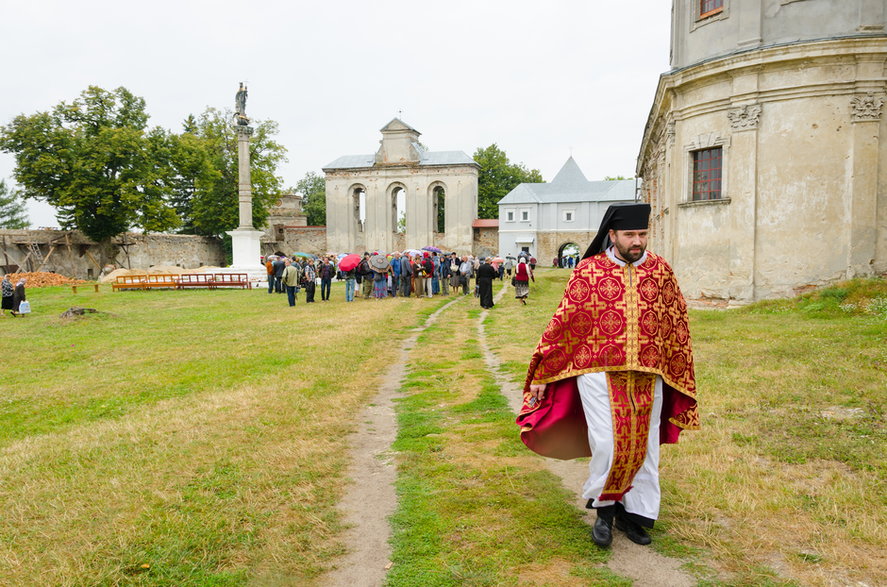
[517, 251, 699, 471]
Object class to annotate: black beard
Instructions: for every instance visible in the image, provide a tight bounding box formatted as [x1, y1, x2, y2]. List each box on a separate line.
[614, 242, 644, 263]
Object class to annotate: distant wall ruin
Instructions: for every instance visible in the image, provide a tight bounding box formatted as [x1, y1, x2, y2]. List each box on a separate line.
[0, 229, 226, 279]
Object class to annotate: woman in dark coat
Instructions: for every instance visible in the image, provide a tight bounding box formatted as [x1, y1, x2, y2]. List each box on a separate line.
[11, 277, 26, 316]
[476, 257, 498, 309]
[1, 274, 13, 316]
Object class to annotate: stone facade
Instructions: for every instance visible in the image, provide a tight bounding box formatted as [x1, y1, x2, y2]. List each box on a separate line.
[323, 119, 479, 254]
[270, 226, 329, 256]
[472, 221, 499, 259]
[0, 229, 225, 279]
[638, 0, 887, 300]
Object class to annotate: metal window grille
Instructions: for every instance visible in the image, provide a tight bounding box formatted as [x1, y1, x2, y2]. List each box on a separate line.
[692, 148, 722, 201]
[700, 0, 724, 18]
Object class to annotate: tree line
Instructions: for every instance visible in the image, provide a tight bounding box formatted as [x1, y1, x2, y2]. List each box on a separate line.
[0, 86, 542, 238]
[0, 86, 286, 241]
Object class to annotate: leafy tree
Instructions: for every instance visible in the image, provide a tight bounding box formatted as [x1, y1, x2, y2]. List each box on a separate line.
[0, 179, 29, 228]
[174, 108, 287, 238]
[295, 171, 326, 226]
[473, 144, 543, 219]
[0, 86, 180, 241]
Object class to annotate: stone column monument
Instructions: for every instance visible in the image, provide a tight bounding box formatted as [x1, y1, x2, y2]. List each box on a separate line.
[226, 82, 265, 273]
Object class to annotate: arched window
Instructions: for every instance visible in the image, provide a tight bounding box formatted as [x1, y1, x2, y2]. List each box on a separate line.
[432, 185, 445, 233]
[392, 186, 406, 233]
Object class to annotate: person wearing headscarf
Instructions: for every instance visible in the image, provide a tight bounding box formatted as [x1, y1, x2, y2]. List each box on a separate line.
[1, 274, 13, 316]
[476, 257, 498, 309]
[516, 203, 698, 550]
[11, 277, 26, 316]
[513, 257, 533, 304]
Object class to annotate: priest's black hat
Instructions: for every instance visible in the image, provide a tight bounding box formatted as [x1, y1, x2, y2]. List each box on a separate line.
[582, 203, 651, 259]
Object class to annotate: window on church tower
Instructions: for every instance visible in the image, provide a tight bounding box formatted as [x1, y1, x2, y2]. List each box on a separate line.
[699, 0, 724, 19]
[692, 147, 722, 201]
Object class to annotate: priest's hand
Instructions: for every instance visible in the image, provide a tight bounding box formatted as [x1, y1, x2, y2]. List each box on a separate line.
[529, 383, 547, 403]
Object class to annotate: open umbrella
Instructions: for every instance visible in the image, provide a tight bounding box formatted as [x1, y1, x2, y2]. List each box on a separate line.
[369, 254, 390, 273]
[422, 246, 442, 253]
[338, 253, 361, 272]
[292, 252, 317, 259]
[492, 256, 504, 264]
[403, 248, 423, 257]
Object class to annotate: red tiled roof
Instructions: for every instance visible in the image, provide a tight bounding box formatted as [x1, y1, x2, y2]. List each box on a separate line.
[472, 219, 499, 228]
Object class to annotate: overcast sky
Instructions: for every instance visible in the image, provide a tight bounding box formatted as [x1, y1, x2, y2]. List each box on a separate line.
[2, 0, 672, 228]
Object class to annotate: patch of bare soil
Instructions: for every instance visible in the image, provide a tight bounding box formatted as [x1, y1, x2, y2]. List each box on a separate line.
[318, 297, 464, 587]
[477, 284, 697, 587]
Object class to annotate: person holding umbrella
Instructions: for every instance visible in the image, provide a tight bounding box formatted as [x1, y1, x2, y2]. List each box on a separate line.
[367, 253, 391, 299]
[337, 253, 361, 302]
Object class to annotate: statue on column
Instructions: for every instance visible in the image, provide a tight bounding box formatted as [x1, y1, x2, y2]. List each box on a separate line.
[235, 82, 249, 126]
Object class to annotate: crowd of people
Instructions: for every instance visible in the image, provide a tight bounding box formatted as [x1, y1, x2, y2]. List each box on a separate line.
[260, 250, 536, 308]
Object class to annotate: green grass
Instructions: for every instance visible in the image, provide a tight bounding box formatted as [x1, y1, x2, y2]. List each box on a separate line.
[387, 295, 613, 585]
[0, 283, 420, 585]
[3, 274, 885, 586]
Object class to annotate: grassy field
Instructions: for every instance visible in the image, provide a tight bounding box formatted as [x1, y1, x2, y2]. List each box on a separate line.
[2, 273, 885, 585]
[484, 271, 886, 586]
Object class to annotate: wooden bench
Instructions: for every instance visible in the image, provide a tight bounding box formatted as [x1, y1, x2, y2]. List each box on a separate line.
[112, 275, 149, 291]
[112, 273, 250, 291]
[143, 274, 180, 289]
[71, 283, 101, 294]
[207, 273, 251, 289]
[178, 274, 216, 289]
[111, 274, 179, 291]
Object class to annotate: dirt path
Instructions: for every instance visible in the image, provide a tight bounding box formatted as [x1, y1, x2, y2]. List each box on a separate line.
[321, 284, 695, 586]
[477, 284, 696, 587]
[318, 297, 464, 587]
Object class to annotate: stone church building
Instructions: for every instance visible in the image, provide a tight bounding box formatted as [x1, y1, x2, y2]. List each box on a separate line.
[638, 0, 887, 300]
[323, 119, 479, 254]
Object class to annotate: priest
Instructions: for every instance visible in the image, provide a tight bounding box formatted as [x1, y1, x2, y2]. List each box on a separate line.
[516, 202, 699, 548]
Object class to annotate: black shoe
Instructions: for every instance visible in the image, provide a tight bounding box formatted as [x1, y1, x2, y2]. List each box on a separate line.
[592, 516, 613, 547]
[615, 517, 652, 545]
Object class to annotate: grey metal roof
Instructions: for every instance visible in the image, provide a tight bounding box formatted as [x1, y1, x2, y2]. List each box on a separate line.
[323, 154, 376, 169]
[323, 147, 477, 170]
[497, 157, 635, 205]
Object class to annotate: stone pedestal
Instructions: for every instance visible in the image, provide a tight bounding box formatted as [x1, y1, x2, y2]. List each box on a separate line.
[227, 228, 264, 268]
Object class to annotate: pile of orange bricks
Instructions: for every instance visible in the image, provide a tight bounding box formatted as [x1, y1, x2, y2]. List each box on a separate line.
[7, 271, 88, 287]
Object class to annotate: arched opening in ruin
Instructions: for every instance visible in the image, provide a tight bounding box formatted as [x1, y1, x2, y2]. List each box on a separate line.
[432, 185, 446, 234]
[351, 185, 366, 232]
[391, 185, 406, 233]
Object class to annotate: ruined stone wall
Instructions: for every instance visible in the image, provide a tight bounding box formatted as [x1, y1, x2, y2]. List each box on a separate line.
[274, 226, 329, 255]
[0, 229, 225, 279]
[472, 227, 499, 258]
